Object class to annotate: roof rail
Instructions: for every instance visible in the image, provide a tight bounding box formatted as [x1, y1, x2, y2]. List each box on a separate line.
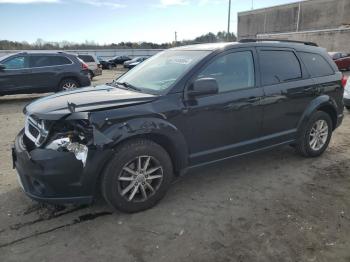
[239, 38, 318, 47]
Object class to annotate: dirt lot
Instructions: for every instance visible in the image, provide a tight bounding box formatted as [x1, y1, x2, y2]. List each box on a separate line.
[1, 69, 350, 262]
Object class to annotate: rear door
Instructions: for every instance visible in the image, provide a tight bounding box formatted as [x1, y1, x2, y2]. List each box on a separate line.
[258, 48, 316, 144]
[0, 55, 31, 94]
[29, 55, 72, 92]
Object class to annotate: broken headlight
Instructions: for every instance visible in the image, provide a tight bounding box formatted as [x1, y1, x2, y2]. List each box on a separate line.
[45, 120, 91, 167]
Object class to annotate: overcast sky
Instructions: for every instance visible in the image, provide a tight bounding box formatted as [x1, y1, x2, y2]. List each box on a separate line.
[0, 0, 300, 44]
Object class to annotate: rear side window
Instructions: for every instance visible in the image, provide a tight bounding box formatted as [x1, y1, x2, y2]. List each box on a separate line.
[259, 50, 302, 86]
[30, 55, 71, 67]
[299, 52, 334, 77]
[50, 56, 72, 65]
[78, 55, 95, 63]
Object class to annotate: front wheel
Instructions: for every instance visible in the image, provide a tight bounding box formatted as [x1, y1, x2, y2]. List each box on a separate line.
[101, 139, 174, 213]
[296, 111, 333, 157]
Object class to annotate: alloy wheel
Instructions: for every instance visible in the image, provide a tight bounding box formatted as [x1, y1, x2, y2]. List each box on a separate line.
[309, 119, 329, 151]
[62, 82, 77, 90]
[118, 156, 163, 202]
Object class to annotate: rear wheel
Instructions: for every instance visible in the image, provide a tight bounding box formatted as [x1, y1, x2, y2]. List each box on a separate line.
[101, 139, 174, 213]
[296, 111, 332, 157]
[59, 79, 79, 91]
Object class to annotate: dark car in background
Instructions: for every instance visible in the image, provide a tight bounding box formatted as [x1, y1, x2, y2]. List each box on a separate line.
[0, 52, 91, 95]
[97, 57, 113, 70]
[329, 52, 350, 71]
[108, 55, 131, 67]
[123, 56, 148, 69]
[13, 40, 344, 213]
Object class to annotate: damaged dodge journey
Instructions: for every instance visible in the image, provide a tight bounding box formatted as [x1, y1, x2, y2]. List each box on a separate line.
[13, 40, 345, 212]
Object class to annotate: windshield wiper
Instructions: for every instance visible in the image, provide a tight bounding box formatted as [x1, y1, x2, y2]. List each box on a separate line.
[115, 81, 141, 92]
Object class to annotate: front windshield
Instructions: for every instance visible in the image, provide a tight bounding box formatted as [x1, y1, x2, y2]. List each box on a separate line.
[116, 50, 211, 93]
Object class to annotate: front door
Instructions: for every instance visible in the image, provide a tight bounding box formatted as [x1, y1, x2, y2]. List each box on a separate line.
[184, 49, 264, 166]
[0, 55, 31, 94]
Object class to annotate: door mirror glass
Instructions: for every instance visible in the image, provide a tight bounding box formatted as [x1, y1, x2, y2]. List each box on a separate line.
[188, 78, 219, 97]
[0, 64, 6, 70]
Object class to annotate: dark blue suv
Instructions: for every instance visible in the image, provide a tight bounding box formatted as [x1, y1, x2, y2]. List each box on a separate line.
[0, 52, 91, 95]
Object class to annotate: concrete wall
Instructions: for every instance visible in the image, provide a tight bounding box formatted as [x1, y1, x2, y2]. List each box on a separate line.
[0, 49, 164, 59]
[238, 0, 350, 39]
[258, 28, 350, 52]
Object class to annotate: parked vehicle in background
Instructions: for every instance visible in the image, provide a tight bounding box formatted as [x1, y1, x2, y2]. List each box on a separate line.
[97, 57, 113, 70]
[13, 40, 344, 213]
[123, 57, 148, 69]
[109, 55, 131, 67]
[0, 52, 90, 95]
[77, 54, 102, 79]
[329, 52, 350, 71]
[343, 76, 350, 109]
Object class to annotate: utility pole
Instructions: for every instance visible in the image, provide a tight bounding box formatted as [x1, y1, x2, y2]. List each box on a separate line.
[175, 31, 178, 43]
[251, 0, 254, 10]
[227, 0, 231, 41]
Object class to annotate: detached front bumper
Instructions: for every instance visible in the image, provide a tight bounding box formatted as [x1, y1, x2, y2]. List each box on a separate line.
[12, 130, 112, 205]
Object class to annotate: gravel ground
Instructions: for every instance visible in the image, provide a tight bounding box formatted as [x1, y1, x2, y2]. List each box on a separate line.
[0, 69, 350, 262]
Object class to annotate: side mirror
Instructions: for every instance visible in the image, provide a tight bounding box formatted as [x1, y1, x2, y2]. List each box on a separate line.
[0, 64, 6, 71]
[188, 78, 219, 97]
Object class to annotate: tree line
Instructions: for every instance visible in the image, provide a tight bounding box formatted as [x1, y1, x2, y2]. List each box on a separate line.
[0, 31, 237, 50]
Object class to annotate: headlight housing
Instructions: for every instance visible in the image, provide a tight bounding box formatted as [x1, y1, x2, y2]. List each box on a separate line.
[44, 120, 92, 167]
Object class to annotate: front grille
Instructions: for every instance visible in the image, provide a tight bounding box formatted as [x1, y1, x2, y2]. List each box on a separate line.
[24, 116, 49, 147]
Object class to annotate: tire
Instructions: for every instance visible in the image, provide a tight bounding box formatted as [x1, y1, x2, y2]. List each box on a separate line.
[295, 111, 333, 157]
[59, 79, 79, 91]
[88, 71, 94, 80]
[101, 139, 174, 213]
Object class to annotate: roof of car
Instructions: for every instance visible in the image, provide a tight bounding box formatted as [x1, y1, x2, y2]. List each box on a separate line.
[171, 40, 323, 52]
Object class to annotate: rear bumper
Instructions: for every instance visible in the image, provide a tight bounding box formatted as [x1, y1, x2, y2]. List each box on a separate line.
[93, 68, 102, 76]
[12, 131, 112, 205]
[343, 97, 350, 107]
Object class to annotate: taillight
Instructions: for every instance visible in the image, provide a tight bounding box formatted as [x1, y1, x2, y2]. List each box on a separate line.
[82, 62, 89, 70]
[341, 75, 348, 88]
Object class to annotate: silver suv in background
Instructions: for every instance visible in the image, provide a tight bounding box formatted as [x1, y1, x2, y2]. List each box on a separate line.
[77, 54, 102, 80]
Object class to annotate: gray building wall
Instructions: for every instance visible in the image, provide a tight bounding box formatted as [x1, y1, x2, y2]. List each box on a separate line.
[237, 0, 350, 52]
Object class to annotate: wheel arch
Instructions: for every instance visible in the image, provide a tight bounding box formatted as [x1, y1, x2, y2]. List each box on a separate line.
[91, 116, 189, 176]
[297, 95, 339, 131]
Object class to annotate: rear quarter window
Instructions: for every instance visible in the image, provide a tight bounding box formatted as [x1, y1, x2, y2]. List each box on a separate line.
[259, 50, 302, 86]
[299, 52, 334, 77]
[78, 55, 95, 63]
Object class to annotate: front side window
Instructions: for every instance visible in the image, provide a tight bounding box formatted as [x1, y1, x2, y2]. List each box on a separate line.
[259, 50, 302, 86]
[116, 50, 211, 93]
[196, 51, 255, 93]
[3, 56, 27, 69]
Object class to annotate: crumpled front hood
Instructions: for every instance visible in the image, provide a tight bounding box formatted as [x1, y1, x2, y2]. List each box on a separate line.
[25, 85, 157, 120]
